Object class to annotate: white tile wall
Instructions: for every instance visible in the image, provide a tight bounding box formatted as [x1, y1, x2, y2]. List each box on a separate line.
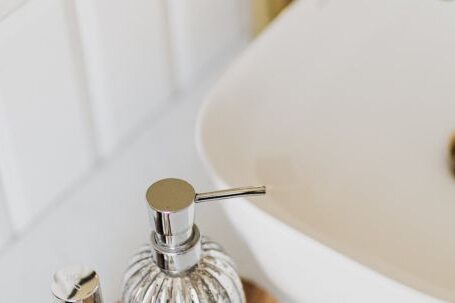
[0, 0, 95, 231]
[166, 0, 249, 90]
[0, 182, 12, 248]
[0, 0, 25, 20]
[74, 0, 173, 155]
[0, 71, 224, 302]
[0, 0, 249, 250]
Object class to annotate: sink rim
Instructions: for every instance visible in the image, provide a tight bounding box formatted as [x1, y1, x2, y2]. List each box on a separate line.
[195, 0, 455, 301]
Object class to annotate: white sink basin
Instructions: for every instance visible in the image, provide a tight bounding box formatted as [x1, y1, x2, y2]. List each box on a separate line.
[197, 0, 455, 302]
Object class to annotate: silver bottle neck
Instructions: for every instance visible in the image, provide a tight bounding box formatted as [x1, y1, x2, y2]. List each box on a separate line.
[150, 225, 202, 274]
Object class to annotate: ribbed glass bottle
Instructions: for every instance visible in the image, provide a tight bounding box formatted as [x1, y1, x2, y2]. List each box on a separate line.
[122, 237, 245, 303]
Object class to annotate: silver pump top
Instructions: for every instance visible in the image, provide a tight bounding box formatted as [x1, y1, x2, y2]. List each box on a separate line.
[145, 178, 266, 274]
[51, 265, 103, 303]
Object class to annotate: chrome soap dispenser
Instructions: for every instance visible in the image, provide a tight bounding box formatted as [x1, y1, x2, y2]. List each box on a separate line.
[122, 178, 265, 303]
[51, 265, 103, 303]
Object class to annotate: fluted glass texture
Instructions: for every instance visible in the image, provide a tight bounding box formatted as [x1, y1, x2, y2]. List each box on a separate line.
[122, 237, 245, 303]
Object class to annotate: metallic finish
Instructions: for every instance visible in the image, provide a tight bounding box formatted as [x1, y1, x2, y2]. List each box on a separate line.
[146, 178, 195, 246]
[122, 237, 246, 303]
[51, 265, 103, 303]
[195, 185, 266, 203]
[124, 178, 266, 303]
[150, 225, 202, 274]
[144, 178, 266, 274]
[146, 179, 195, 212]
[450, 134, 455, 175]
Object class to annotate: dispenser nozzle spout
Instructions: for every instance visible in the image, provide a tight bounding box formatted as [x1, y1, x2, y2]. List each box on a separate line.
[195, 185, 266, 203]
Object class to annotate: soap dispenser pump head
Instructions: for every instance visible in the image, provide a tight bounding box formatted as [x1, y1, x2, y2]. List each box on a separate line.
[146, 178, 196, 245]
[51, 265, 102, 303]
[145, 178, 266, 274]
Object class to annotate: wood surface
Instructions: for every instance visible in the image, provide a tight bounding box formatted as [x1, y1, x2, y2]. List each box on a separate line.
[242, 279, 278, 303]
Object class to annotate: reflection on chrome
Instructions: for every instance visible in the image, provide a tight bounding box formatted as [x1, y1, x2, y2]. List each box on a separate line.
[51, 265, 103, 303]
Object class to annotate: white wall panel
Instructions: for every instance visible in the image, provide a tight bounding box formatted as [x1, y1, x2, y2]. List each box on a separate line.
[166, 0, 249, 90]
[0, 0, 25, 19]
[74, 0, 173, 155]
[0, 0, 95, 231]
[0, 182, 12, 249]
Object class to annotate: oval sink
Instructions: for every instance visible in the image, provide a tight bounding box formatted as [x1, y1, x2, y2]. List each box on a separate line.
[197, 0, 455, 302]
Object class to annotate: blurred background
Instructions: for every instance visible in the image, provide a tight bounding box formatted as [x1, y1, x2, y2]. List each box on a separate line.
[0, 0, 291, 301]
